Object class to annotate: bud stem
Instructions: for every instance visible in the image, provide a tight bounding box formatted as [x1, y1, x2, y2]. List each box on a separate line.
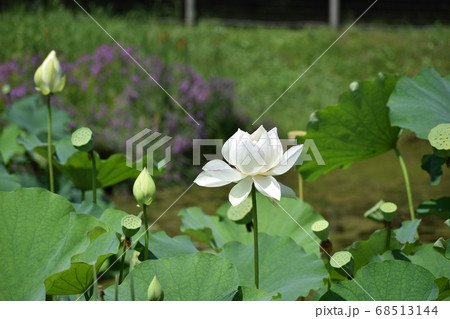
[251, 185, 259, 289]
[46, 95, 54, 192]
[143, 204, 149, 260]
[119, 240, 127, 284]
[394, 148, 415, 221]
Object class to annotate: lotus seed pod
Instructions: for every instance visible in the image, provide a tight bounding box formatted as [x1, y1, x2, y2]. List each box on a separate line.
[148, 275, 164, 301]
[380, 202, 397, 222]
[133, 167, 156, 206]
[71, 127, 94, 152]
[34, 50, 66, 95]
[428, 123, 450, 151]
[330, 251, 354, 277]
[121, 215, 142, 238]
[311, 220, 330, 241]
[227, 197, 253, 224]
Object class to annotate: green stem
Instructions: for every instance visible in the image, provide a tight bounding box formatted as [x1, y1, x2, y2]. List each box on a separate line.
[326, 255, 331, 290]
[114, 274, 119, 301]
[90, 150, 97, 204]
[251, 185, 259, 289]
[119, 241, 127, 284]
[81, 190, 85, 202]
[129, 270, 135, 301]
[143, 204, 149, 260]
[386, 225, 392, 251]
[46, 95, 54, 192]
[394, 148, 415, 220]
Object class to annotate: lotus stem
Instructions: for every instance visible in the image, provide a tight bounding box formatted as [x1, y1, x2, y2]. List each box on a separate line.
[119, 240, 127, 284]
[394, 148, 415, 220]
[143, 204, 149, 260]
[251, 185, 259, 289]
[89, 150, 97, 204]
[114, 274, 119, 301]
[46, 95, 54, 192]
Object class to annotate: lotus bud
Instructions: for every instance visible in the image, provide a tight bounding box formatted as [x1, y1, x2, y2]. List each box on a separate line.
[330, 251, 354, 278]
[380, 202, 397, 222]
[133, 167, 156, 206]
[2, 84, 10, 95]
[148, 275, 164, 301]
[71, 127, 94, 152]
[311, 220, 330, 241]
[34, 50, 66, 95]
[121, 215, 142, 238]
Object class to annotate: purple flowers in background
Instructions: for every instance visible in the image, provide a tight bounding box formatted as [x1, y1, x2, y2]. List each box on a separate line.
[0, 44, 245, 182]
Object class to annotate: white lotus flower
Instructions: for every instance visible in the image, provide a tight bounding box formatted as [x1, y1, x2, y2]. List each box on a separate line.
[194, 126, 303, 206]
[34, 50, 66, 95]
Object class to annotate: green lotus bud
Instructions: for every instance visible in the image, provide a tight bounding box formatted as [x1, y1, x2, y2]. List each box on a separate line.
[380, 202, 397, 222]
[330, 251, 354, 277]
[428, 123, 450, 151]
[34, 50, 66, 95]
[71, 127, 94, 152]
[148, 275, 164, 301]
[133, 167, 156, 206]
[121, 215, 142, 238]
[227, 197, 252, 224]
[2, 84, 10, 95]
[311, 220, 330, 241]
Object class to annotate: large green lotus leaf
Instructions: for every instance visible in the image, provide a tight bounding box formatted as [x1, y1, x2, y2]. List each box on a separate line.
[297, 73, 400, 182]
[0, 125, 25, 164]
[321, 260, 437, 301]
[53, 152, 142, 190]
[104, 252, 239, 301]
[348, 229, 401, 273]
[45, 231, 119, 295]
[0, 188, 103, 300]
[0, 165, 21, 191]
[99, 208, 198, 258]
[416, 197, 450, 220]
[179, 194, 324, 254]
[5, 94, 70, 139]
[232, 286, 274, 301]
[409, 244, 450, 279]
[387, 67, 450, 139]
[140, 231, 199, 259]
[219, 233, 327, 300]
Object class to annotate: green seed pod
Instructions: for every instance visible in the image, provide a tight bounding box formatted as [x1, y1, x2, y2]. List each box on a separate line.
[330, 251, 354, 277]
[428, 123, 450, 151]
[311, 220, 330, 241]
[227, 197, 253, 224]
[133, 167, 156, 206]
[148, 275, 164, 301]
[71, 127, 94, 152]
[121, 215, 142, 238]
[380, 202, 397, 222]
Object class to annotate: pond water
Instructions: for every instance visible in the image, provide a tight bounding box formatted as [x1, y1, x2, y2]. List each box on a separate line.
[112, 134, 449, 250]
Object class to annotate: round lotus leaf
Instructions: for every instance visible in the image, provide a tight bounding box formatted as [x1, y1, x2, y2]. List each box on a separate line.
[71, 127, 94, 152]
[311, 220, 329, 241]
[330, 251, 354, 277]
[227, 197, 253, 224]
[428, 123, 450, 151]
[121, 215, 142, 238]
[380, 202, 397, 222]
